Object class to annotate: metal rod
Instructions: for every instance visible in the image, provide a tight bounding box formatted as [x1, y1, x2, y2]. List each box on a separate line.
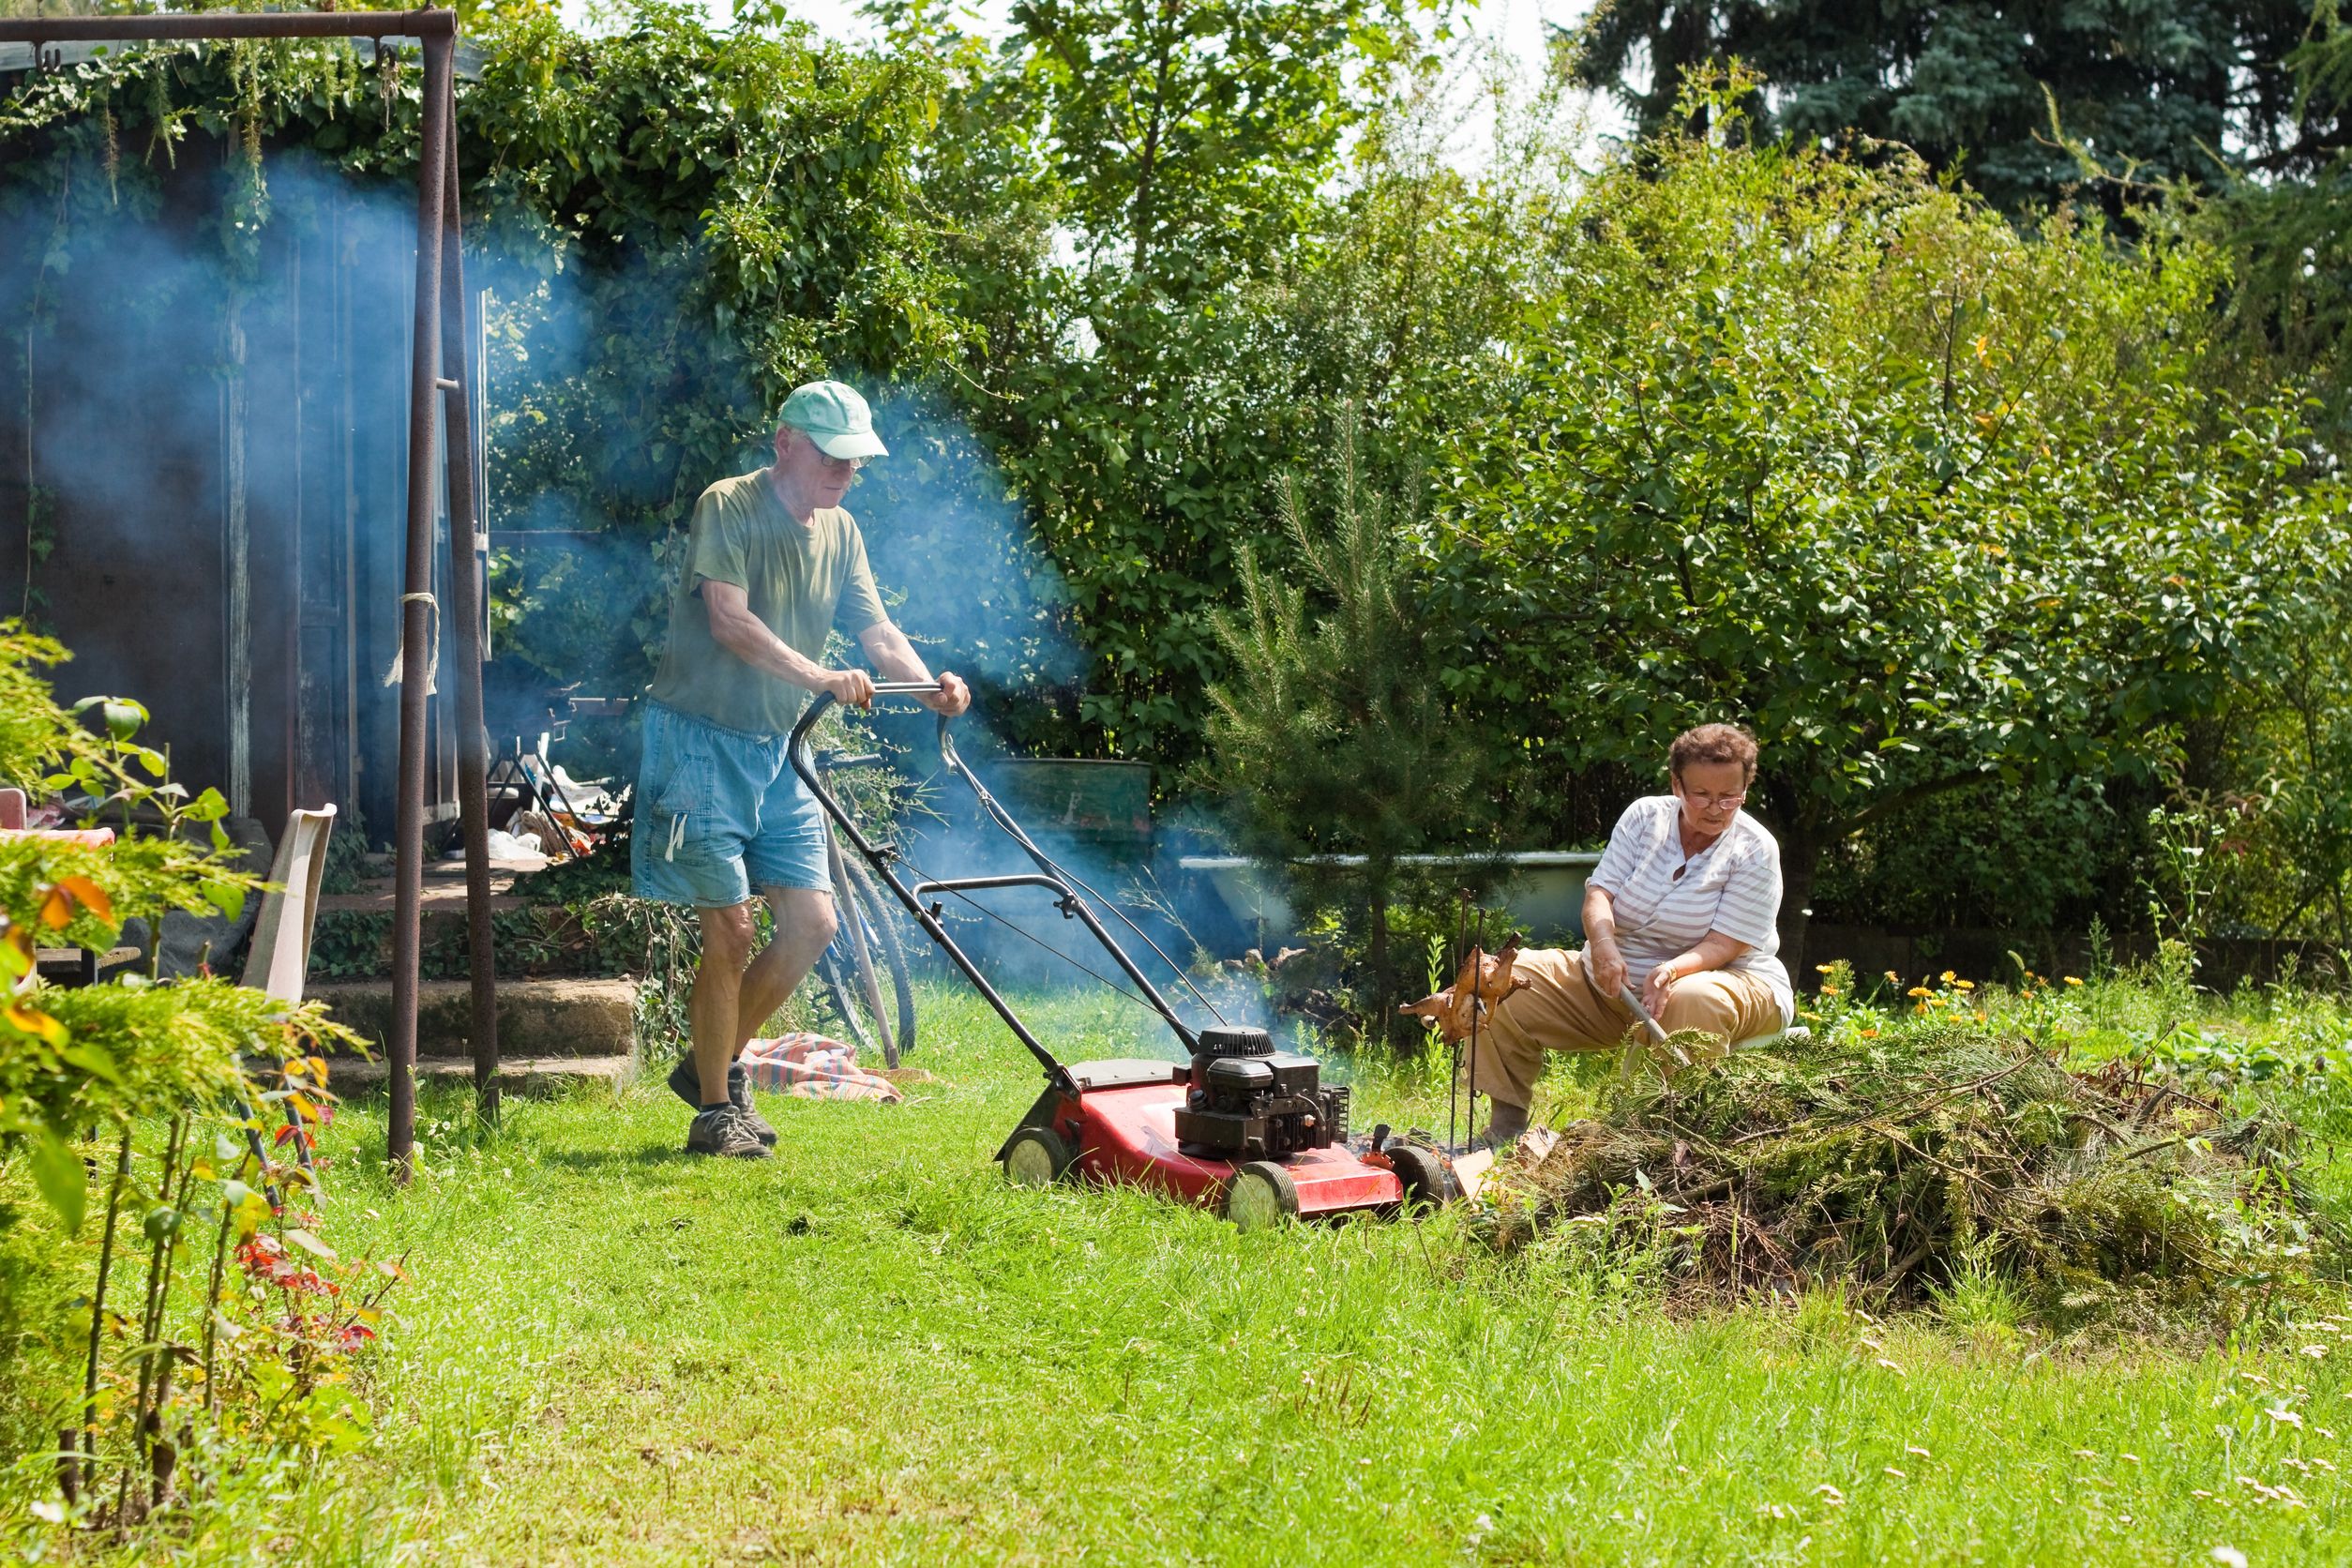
[790, 694, 1080, 1091]
[386, 30, 454, 1185]
[436, 103, 500, 1122]
[910, 874, 1074, 897]
[0, 10, 457, 42]
[933, 718, 1202, 1047]
[1449, 889, 1467, 1153]
[1466, 906, 1485, 1148]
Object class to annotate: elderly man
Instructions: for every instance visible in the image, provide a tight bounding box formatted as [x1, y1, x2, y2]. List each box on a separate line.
[634, 380, 970, 1158]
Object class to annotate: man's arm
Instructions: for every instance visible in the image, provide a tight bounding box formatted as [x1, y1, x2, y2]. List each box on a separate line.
[702, 581, 873, 706]
[856, 621, 971, 716]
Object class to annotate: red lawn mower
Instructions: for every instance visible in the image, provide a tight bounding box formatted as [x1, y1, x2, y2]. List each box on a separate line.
[789, 685, 1462, 1229]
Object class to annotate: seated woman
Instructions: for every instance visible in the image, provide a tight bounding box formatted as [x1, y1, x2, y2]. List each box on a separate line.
[1470, 723, 1792, 1143]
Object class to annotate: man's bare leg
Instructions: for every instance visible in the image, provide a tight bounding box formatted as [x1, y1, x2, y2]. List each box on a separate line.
[729, 886, 839, 1054]
[689, 903, 759, 1106]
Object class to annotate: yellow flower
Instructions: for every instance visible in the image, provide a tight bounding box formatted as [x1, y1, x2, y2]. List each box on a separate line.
[1953, 978, 1975, 990]
[1907, 987, 1933, 998]
[1940, 970, 1957, 984]
[2064, 976, 2084, 987]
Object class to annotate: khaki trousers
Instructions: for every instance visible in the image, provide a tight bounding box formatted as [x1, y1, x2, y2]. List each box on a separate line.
[1462, 947, 1785, 1110]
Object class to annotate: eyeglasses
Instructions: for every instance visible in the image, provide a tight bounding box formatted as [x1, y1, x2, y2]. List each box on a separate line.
[1681, 789, 1747, 810]
[811, 450, 864, 474]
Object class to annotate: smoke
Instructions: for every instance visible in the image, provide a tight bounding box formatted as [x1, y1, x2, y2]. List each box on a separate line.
[2, 141, 425, 826]
[1, 122, 1238, 1050]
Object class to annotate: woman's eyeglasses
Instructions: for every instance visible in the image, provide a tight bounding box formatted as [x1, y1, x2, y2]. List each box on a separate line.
[1681, 790, 1747, 810]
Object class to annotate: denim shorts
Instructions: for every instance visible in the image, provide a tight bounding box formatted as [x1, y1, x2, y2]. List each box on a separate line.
[630, 701, 832, 908]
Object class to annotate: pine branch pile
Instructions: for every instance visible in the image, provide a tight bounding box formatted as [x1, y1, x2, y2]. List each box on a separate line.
[1481, 1024, 2326, 1329]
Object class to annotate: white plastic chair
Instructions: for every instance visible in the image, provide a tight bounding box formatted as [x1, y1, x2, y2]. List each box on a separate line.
[1731, 1024, 1813, 1053]
[241, 806, 337, 1004]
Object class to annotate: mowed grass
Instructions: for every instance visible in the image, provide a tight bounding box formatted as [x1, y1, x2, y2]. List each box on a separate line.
[105, 984, 2352, 1565]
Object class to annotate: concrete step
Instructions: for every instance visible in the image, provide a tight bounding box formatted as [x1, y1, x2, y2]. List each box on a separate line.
[309, 978, 637, 1061]
[320, 867, 532, 917]
[312, 1054, 632, 1098]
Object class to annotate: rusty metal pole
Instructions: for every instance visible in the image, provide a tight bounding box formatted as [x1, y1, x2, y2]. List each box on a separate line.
[435, 103, 502, 1121]
[0, 12, 456, 41]
[0, 8, 463, 1176]
[388, 31, 456, 1184]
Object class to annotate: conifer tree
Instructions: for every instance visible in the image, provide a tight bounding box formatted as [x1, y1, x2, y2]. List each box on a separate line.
[1568, 0, 2322, 215]
[1201, 415, 1488, 1047]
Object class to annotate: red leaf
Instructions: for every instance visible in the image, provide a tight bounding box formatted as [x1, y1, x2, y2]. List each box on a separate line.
[273, 1123, 297, 1147]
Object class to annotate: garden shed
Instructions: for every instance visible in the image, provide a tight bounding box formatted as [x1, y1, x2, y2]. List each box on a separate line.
[0, 49, 480, 844]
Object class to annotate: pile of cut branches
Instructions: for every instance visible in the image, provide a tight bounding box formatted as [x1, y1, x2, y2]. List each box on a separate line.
[1481, 1024, 2325, 1330]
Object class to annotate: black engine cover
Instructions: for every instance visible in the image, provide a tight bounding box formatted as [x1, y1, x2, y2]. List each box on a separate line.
[1176, 1046, 1348, 1160]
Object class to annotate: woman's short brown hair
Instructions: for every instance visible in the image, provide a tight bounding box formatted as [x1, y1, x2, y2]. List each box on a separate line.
[1669, 723, 1758, 784]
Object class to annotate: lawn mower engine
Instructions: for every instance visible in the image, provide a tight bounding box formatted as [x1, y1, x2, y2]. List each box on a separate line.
[1176, 1027, 1349, 1161]
[996, 1031, 1458, 1229]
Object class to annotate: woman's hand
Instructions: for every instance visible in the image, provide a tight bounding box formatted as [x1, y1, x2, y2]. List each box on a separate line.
[1642, 961, 1680, 1015]
[1586, 935, 1627, 997]
[1642, 934, 1752, 1015]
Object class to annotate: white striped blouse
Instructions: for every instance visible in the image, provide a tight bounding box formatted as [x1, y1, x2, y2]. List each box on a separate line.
[1588, 794, 1794, 1023]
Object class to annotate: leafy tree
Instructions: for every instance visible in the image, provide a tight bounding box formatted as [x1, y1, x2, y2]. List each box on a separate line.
[1431, 81, 2352, 967]
[1006, 0, 1423, 279]
[1567, 0, 2324, 213]
[1262, 59, 1580, 497]
[900, 0, 1447, 757]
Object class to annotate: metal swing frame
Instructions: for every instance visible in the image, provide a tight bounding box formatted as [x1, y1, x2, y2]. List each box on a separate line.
[0, 8, 497, 1181]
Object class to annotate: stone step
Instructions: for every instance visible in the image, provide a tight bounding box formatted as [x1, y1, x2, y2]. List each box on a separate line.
[314, 1054, 632, 1098]
[308, 978, 637, 1061]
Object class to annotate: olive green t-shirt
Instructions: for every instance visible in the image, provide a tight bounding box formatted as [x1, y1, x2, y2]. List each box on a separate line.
[645, 469, 889, 735]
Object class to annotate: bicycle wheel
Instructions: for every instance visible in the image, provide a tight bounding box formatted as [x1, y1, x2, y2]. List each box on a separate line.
[837, 862, 897, 1069]
[836, 851, 918, 1056]
[816, 837, 917, 1067]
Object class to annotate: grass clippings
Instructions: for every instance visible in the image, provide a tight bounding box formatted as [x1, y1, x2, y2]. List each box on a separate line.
[1484, 1023, 2324, 1333]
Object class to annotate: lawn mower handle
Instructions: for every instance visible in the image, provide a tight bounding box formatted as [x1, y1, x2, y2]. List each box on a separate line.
[786, 688, 1200, 1093]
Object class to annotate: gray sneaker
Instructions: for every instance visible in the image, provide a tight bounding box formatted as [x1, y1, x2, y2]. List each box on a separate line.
[731, 1077, 778, 1149]
[666, 1056, 777, 1148]
[686, 1105, 772, 1159]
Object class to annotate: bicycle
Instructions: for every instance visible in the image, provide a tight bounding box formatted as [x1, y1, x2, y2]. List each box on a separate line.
[811, 748, 918, 1068]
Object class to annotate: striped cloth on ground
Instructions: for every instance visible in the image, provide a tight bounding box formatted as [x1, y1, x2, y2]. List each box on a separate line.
[738, 1033, 902, 1103]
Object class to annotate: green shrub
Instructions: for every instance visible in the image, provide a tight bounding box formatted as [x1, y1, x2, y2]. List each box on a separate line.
[0, 624, 380, 1538]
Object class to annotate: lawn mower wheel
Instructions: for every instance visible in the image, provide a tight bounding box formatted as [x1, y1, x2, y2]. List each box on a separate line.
[1224, 1161, 1301, 1231]
[1003, 1125, 1074, 1187]
[1386, 1142, 1454, 1213]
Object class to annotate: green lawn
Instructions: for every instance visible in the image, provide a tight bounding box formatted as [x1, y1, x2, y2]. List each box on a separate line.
[46, 982, 2352, 1565]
